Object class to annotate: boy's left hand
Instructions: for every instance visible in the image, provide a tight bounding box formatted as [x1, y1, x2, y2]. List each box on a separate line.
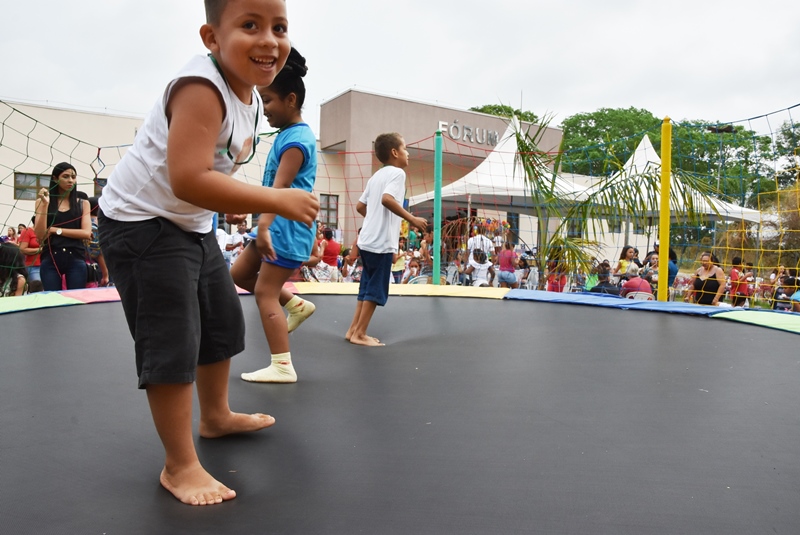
[257, 229, 276, 260]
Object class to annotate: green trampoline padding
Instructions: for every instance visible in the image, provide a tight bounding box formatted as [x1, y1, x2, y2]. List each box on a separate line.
[0, 292, 84, 315]
[712, 309, 800, 335]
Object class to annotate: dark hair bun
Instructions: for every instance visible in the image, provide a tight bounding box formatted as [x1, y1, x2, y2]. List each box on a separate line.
[285, 47, 308, 78]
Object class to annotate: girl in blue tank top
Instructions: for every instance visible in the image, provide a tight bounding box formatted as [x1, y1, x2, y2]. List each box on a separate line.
[230, 47, 318, 384]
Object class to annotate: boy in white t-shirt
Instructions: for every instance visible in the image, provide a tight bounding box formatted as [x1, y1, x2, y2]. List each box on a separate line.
[345, 133, 427, 346]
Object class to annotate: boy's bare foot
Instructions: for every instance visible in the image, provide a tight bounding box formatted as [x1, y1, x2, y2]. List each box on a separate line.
[350, 334, 385, 346]
[199, 411, 275, 439]
[160, 464, 236, 506]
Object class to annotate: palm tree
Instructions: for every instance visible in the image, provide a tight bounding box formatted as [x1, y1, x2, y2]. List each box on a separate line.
[511, 116, 726, 291]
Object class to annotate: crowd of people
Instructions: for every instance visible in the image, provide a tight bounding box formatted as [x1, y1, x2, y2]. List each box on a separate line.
[1, 162, 108, 296]
[0, 0, 797, 509]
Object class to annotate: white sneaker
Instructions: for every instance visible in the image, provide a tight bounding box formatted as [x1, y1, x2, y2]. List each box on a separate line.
[287, 299, 316, 333]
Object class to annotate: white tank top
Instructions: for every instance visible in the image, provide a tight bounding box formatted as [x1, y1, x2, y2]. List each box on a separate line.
[100, 55, 262, 233]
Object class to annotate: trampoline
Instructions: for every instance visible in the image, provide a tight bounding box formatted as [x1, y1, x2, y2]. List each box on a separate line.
[2, 288, 799, 534]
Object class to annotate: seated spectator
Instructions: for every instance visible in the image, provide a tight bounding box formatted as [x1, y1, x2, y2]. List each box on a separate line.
[666, 248, 679, 288]
[460, 249, 495, 287]
[772, 271, 797, 312]
[341, 247, 362, 283]
[545, 258, 567, 293]
[4, 226, 19, 245]
[791, 285, 800, 313]
[686, 252, 726, 305]
[620, 265, 654, 298]
[516, 256, 531, 289]
[612, 245, 635, 281]
[0, 243, 28, 296]
[401, 257, 422, 283]
[728, 257, 749, 307]
[642, 252, 659, 286]
[17, 217, 42, 291]
[589, 265, 620, 296]
[318, 227, 342, 282]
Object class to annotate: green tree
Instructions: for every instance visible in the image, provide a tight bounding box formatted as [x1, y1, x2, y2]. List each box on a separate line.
[671, 121, 775, 208]
[774, 120, 800, 190]
[558, 107, 661, 176]
[469, 104, 538, 124]
[559, 107, 777, 208]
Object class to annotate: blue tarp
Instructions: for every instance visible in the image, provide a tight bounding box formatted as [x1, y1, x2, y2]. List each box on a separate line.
[503, 289, 800, 334]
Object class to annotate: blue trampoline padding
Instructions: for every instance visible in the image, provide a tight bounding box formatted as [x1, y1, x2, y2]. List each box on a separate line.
[503, 289, 719, 316]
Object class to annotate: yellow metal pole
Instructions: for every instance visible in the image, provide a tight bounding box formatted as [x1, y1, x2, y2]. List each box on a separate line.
[657, 117, 672, 302]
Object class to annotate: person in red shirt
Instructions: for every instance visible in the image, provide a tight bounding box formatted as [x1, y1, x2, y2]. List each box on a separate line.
[17, 217, 42, 290]
[729, 256, 748, 307]
[620, 265, 654, 298]
[319, 227, 340, 268]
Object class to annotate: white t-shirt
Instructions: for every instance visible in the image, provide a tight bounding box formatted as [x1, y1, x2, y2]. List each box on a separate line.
[357, 166, 406, 254]
[468, 234, 493, 259]
[100, 55, 263, 233]
[215, 228, 230, 253]
[230, 231, 245, 263]
[468, 257, 492, 286]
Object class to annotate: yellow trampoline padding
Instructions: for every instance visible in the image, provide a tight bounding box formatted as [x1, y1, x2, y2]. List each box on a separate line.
[290, 282, 509, 299]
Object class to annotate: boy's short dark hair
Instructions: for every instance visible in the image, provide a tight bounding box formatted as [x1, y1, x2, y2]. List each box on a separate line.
[374, 133, 403, 164]
[204, 0, 227, 25]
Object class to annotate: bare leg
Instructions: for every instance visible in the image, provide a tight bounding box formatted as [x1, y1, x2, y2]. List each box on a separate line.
[197, 359, 276, 437]
[229, 243, 260, 293]
[279, 287, 293, 307]
[345, 300, 363, 341]
[254, 263, 294, 355]
[240, 264, 299, 382]
[349, 300, 384, 346]
[147, 382, 236, 506]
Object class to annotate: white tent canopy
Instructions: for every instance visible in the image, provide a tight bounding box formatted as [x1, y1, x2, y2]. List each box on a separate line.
[407, 126, 761, 225]
[603, 134, 762, 224]
[407, 121, 588, 214]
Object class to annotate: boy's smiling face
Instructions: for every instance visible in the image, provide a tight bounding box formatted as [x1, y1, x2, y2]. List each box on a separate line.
[202, 0, 290, 103]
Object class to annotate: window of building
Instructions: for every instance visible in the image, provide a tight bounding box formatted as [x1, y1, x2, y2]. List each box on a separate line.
[506, 212, 520, 245]
[14, 172, 49, 201]
[567, 218, 585, 239]
[633, 217, 649, 235]
[607, 216, 622, 234]
[319, 194, 338, 228]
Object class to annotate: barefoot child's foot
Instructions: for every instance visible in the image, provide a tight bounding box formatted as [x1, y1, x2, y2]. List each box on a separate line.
[199, 411, 275, 439]
[350, 334, 385, 346]
[160, 463, 237, 506]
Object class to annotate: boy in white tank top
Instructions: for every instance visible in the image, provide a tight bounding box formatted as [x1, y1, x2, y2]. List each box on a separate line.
[98, 0, 318, 506]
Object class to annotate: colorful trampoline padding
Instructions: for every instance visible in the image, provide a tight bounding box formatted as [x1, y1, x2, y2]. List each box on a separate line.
[1, 285, 798, 335]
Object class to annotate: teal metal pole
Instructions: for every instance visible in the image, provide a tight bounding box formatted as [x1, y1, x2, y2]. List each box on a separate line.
[433, 131, 443, 284]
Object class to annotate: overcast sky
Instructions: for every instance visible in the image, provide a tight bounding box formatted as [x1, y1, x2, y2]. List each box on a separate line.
[2, 0, 799, 137]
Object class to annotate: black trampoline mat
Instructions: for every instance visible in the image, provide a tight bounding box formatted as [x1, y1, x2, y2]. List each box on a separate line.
[2, 295, 799, 534]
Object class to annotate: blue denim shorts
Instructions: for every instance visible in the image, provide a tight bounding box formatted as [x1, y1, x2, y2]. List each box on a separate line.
[498, 270, 517, 285]
[358, 249, 393, 306]
[99, 215, 245, 388]
[264, 253, 303, 270]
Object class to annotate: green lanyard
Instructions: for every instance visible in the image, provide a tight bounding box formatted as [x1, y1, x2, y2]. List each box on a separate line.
[208, 54, 260, 165]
